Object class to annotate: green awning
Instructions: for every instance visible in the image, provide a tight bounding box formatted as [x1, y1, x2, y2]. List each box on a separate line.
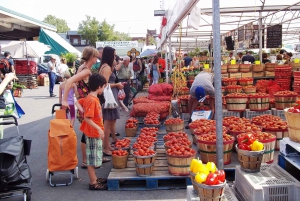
[39, 28, 81, 56]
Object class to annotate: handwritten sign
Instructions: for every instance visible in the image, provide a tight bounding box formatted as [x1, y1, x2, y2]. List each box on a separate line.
[267, 25, 282, 48]
[238, 26, 244, 42]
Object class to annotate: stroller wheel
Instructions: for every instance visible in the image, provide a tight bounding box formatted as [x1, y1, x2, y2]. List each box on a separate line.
[24, 189, 32, 201]
[46, 169, 50, 181]
[75, 167, 79, 179]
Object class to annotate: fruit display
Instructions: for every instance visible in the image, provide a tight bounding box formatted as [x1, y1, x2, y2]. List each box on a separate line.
[197, 134, 234, 143]
[125, 122, 138, 137]
[144, 115, 160, 125]
[163, 132, 188, 142]
[287, 100, 300, 113]
[139, 132, 157, 138]
[223, 117, 250, 127]
[126, 117, 138, 125]
[247, 93, 270, 111]
[125, 122, 137, 129]
[140, 127, 159, 133]
[194, 126, 227, 136]
[251, 114, 281, 125]
[225, 85, 242, 93]
[261, 121, 287, 131]
[274, 90, 298, 110]
[225, 93, 248, 111]
[228, 122, 261, 134]
[114, 138, 130, 149]
[165, 138, 192, 150]
[222, 78, 237, 86]
[166, 145, 196, 156]
[237, 133, 264, 151]
[176, 87, 189, 95]
[243, 85, 256, 94]
[164, 118, 184, 124]
[165, 117, 185, 132]
[237, 132, 276, 142]
[133, 148, 156, 156]
[112, 149, 129, 156]
[132, 141, 154, 150]
[137, 135, 157, 145]
[238, 77, 253, 86]
[195, 105, 210, 111]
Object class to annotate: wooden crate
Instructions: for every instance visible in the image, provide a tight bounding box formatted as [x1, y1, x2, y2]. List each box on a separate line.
[221, 73, 229, 78]
[265, 71, 275, 77]
[40, 77, 49, 86]
[253, 72, 264, 78]
[229, 73, 242, 78]
[241, 72, 253, 78]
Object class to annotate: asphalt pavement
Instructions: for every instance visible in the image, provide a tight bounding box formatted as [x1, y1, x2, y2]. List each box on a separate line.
[4, 85, 186, 201]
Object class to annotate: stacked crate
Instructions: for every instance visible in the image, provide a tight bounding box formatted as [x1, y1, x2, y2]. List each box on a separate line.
[274, 65, 292, 90]
[15, 60, 38, 89]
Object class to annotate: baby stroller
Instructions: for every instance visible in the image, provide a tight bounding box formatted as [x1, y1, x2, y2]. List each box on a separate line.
[0, 115, 32, 201]
[46, 104, 78, 187]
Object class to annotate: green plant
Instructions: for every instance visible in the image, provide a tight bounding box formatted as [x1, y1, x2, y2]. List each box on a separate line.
[61, 52, 77, 63]
[13, 82, 26, 90]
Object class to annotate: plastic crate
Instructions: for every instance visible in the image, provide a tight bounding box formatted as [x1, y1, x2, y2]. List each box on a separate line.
[235, 164, 300, 201]
[186, 184, 238, 201]
[222, 109, 240, 118]
[271, 108, 286, 121]
[243, 109, 272, 120]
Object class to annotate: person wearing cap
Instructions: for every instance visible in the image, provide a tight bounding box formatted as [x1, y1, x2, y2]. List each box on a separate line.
[117, 56, 132, 108]
[187, 72, 215, 127]
[242, 51, 255, 63]
[2, 51, 15, 76]
[47, 55, 58, 97]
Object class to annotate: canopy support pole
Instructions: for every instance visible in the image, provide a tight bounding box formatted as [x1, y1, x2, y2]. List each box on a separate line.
[259, 12, 263, 63]
[212, 0, 224, 169]
[168, 37, 172, 76]
[165, 43, 168, 83]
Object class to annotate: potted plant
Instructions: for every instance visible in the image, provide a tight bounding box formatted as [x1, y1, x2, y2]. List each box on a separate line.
[61, 52, 77, 67]
[12, 82, 26, 97]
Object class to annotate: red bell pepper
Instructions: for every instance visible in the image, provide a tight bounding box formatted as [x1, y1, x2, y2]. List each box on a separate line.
[205, 173, 218, 185]
[215, 170, 225, 182]
[238, 134, 255, 145]
[238, 144, 251, 151]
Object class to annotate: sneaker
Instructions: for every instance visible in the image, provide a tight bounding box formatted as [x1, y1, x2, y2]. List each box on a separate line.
[50, 94, 56, 97]
[89, 183, 107, 190]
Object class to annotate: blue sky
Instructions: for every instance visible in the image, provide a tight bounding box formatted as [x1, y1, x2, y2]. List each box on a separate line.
[1, 0, 162, 37]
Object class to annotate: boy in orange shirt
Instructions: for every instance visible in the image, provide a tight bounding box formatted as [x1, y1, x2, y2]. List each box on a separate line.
[75, 73, 107, 190]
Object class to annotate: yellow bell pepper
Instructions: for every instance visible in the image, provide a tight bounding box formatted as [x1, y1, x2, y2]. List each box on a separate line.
[206, 162, 217, 173]
[198, 164, 210, 175]
[195, 173, 207, 184]
[251, 140, 264, 151]
[191, 159, 202, 173]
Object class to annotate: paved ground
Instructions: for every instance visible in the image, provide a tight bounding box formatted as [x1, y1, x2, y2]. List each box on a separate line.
[3, 85, 187, 201]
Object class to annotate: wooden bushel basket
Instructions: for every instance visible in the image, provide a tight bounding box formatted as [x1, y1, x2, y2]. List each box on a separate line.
[248, 96, 270, 111]
[193, 180, 226, 201]
[227, 64, 239, 73]
[125, 127, 137, 137]
[225, 97, 248, 112]
[235, 144, 264, 173]
[239, 64, 251, 72]
[112, 153, 128, 169]
[221, 65, 228, 74]
[133, 152, 156, 176]
[263, 128, 289, 150]
[189, 171, 198, 192]
[243, 86, 256, 94]
[252, 64, 264, 72]
[265, 63, 276, 71]
[197, 139, 234, 165]
[284, 109, 300, 143]
[260, 135, 276, 163]
[274, 95, 297, 110]
[165, 122, 184, 132]
[166, 152, 196, 176]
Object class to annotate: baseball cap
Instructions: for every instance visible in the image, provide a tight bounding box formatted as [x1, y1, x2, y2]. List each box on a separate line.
[50, 55, 56, 60]
[4, 51, 10, 57]
[195, 86, 206, 102]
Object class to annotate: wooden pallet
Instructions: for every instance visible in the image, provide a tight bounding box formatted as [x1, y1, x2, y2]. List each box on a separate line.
[107, 142, 192, 190]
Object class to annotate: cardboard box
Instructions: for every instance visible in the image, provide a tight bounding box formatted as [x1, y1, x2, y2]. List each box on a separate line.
[265, 71, 275, 77]
[241, 72, 253, 78]
[253, 72, 264, 77]
[229, 72, 242, 78]
[40, 77, 49, 86]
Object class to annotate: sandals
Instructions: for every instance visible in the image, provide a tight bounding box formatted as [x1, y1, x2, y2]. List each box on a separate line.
[102, 157, 111, 163]
[97, 178, 107, 184]
[81, 162, 101, 169]
[89, 182, 107, 190]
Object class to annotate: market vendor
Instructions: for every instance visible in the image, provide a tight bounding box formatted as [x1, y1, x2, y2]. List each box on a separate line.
[186, 72, 215, 128]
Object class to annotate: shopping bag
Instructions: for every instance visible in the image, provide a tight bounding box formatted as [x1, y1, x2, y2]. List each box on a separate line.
[118, 89, 126, 100]
[3, 90, 25, 118]
[103, 84, 118, 109]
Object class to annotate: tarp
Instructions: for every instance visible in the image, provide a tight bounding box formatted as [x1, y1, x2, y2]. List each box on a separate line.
[39, 28, 81, 56]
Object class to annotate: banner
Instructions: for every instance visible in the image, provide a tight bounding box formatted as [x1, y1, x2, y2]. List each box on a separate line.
[96, 41, 138, 49]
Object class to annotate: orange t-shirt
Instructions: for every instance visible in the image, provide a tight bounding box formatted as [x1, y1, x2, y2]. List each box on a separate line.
[158, 58, 166, 73]
[78, 94, 104, 138]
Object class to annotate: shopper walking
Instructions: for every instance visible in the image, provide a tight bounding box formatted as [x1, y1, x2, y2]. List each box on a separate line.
[47, 55, 58, 97]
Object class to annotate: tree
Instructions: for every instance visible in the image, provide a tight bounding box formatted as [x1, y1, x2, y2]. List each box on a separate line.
[114, 31, 131, 41]
[98, 19, 117, 41]
[78, 15, 100, 47]
[148, 36, 156, 45]
[43, 15, 70, 33]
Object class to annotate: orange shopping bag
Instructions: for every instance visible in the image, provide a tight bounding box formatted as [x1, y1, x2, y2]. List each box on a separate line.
[48, 110, 78, 171]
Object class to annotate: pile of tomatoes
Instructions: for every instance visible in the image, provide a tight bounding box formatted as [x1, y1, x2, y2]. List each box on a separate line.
[137, 135, 157, 145]
[140, 127, 159, 133]
[261, 121, 287, 131]
[248, 93, 270, 98]
[274, 90, 298, 97]
[165, 118, 184, 125]
[251, 115, 281, 125]
[222, 78, 237, 86]
[237, 132, 276, 143]
[165, 137, 192, 148]
[228, 122, 261, 134]
[126, 117, 138, 125]
[287, 100, 300, 113]
[114, 138, 130, 149]
[132, 141, 154, 150]
[163, 132, 188, 142]
[223, 116, 250, 127]
[112, 149, 128, 157]
[166, 145, 196, 156]
[225, 92, 248, 98]
[197, 134, 234, 143]
[195, 105, 210, 111]
[144, 112, 160, 125]
[139, 132, 157, 138]
[125, 122, 137, 129]
[133, 148, 156, 156]
[189, 119, 215, 129]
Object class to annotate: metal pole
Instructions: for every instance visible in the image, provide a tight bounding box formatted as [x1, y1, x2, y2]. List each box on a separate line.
[165, 44, 168, 83]
[259, 12, 262, 63]
[168, 37, 172, 75]
[212, 0, 224, 169]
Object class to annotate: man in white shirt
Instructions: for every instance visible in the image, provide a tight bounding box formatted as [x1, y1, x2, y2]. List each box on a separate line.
[47, 55, 57, 97]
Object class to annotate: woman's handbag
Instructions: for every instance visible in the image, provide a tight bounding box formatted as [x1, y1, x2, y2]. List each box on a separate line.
[103, 84, 118, 109]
